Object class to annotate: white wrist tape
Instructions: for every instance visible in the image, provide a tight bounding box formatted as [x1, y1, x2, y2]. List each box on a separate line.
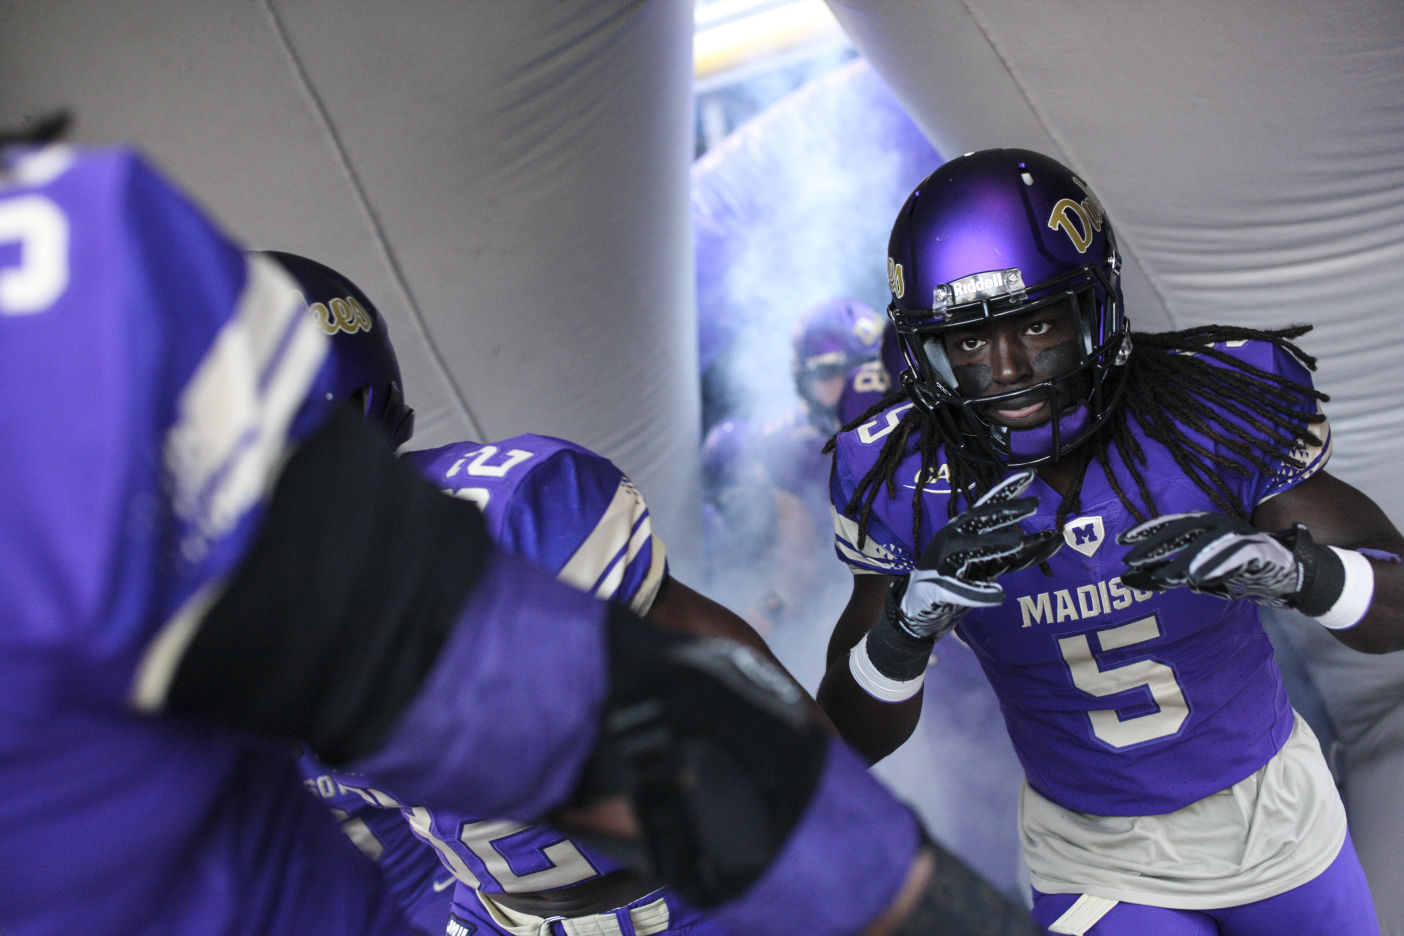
[1313, 547, 1374, 630]
[849, 632, 926, 702]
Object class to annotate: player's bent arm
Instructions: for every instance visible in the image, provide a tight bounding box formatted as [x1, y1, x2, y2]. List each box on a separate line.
[139, 407, 611, 819]
[816, 573, 924, 764]
[646, 575, 776, 659]
[1253, 470, 1404, 653]
[649, 574, 834, 727]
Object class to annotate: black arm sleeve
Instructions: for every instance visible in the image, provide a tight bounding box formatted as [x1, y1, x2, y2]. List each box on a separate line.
[166, 406, 492, 764]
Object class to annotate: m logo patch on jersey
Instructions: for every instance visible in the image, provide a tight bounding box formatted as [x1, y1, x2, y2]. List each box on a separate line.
[1063, 516, 1105, 557]
[447, 914, 477, 936]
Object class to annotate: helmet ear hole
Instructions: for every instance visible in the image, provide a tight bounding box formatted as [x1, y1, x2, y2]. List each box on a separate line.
[1114, 331, 1134, 367]
[350, 385, 373, 419]
[385, 382, 415, 449]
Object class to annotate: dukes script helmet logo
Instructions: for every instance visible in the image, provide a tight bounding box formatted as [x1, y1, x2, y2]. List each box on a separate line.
[887, 257, 906, 299]
[1047, 176, 1107, 254]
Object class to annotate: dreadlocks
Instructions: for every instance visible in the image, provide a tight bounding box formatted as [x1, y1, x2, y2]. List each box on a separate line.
[825, 324, 1328, 554]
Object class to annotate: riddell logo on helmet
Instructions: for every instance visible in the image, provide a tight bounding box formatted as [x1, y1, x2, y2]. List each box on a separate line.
[1047, 176, 1107, 254]
[951, 272, 1005, 299]
[936, 269, 1024, 309]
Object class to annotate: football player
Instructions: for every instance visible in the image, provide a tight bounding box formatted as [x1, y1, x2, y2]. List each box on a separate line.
[836, 322, 903, 428]
[792, 297, 886, 437]
[820, 148, 1403, 935]
[704, 299, 883, 636]
[0, 127, 1023, 936]
[272, 250, 786, 936]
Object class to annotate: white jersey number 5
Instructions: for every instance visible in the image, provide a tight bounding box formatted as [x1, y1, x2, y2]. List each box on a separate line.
[1058, 615, 1189, 748]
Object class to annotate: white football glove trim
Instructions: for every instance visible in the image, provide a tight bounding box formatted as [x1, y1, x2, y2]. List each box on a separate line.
[897, 570, 1004, 637]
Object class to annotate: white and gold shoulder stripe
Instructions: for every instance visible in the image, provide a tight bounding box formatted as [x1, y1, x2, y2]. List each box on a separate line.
[558, 477, 667, 614]
[832, 507, 909, 575]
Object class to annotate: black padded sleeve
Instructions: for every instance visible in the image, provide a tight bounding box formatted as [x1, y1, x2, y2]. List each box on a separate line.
[166, 406, 491, 764]
[572, 612, 829, 907]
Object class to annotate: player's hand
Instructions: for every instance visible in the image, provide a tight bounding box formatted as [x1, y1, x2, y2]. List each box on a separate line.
[1117, 511, 1325, 607]
[891, 469, 1061, 641]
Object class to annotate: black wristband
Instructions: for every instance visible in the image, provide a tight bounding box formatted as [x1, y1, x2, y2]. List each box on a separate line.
[865, 582, 939, 682]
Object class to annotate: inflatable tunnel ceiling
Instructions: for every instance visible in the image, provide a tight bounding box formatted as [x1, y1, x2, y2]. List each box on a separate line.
[3, 0, 1403, 572]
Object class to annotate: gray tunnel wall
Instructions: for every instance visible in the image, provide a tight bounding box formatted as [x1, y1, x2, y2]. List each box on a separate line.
[1, 0, 705, 569]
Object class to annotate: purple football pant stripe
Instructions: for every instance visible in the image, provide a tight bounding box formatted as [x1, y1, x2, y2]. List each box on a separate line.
[1030, 831, 1379, 935]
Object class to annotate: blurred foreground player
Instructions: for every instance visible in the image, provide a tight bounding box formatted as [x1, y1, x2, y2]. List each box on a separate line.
[821, 148, 1404, 935]
[271, 250, 780, 936]
[0, 127, 1039, 936]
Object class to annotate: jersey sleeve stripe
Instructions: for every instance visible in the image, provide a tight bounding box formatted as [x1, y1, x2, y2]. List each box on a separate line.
[630, 515, 668, 612]
[166, 253, 328, 557]
[1259, 402, 1332, 504]
[132, 255, 328, 710]
[558, 478, 667, 613]
[130, 579, 224, 711]
[832, 508, 910, 574]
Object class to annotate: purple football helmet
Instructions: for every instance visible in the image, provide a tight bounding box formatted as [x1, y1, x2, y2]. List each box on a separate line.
[792, 297, 885, 433]
[886, 148, 1131, 465]
[262, 251, 416, 448]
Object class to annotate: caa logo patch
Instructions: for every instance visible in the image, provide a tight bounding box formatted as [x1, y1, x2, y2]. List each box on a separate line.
[1062, 516, 1105, 557]
[447, 914, 477, 936]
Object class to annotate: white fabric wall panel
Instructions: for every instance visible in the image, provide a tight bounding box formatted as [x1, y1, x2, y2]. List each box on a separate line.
[1, 0, 704, 564]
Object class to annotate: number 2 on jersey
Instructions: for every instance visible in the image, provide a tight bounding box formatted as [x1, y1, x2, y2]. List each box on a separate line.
[444, 445, 537, 509]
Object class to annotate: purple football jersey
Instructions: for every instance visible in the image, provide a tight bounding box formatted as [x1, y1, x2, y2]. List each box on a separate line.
[0, 146, 417, 934]
[309, 434, 690, 928]
[831, 340, 1329, 816]
[405, 435, 667, 612]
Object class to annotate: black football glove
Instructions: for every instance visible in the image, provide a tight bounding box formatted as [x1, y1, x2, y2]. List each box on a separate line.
[889, 469, 1063, 642]
[1117, 511, 1347, 615]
